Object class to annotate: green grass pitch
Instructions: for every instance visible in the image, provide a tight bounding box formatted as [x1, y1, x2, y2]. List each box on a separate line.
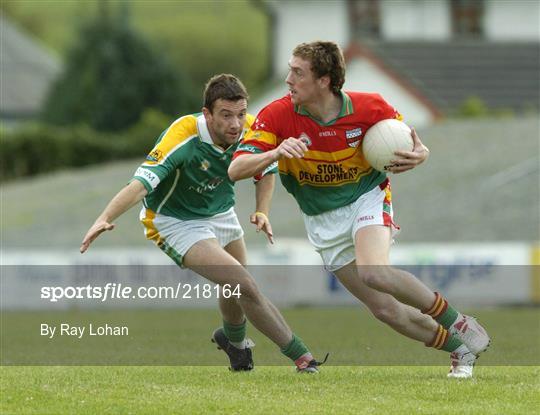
[1, 307, 539, 414]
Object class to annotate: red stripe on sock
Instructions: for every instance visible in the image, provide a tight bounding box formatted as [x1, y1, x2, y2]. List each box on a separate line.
[423, 292, 442, 315]
[437, 329, 449, 349]
[425, 325, 443, 348]
[432, 300, 449, 319]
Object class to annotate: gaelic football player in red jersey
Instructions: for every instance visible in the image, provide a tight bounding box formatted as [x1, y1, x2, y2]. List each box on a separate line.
[229, 41, 490, 378]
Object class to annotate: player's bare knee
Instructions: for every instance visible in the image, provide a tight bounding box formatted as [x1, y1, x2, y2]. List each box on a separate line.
[236, 278, 261, 301]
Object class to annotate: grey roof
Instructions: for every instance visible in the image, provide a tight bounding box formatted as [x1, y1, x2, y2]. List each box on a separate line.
[364, 41, 540, 113]
[0, 14, 61, 119]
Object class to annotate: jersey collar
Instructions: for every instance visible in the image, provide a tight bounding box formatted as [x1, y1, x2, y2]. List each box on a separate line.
[294, 91, 353, 126]
[196, 114, 214, 146]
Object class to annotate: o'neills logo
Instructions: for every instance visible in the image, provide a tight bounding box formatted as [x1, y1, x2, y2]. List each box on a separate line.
[346, 128, 362, 148]
[357, 215, 374, 222]
[146, 149, 163, 162]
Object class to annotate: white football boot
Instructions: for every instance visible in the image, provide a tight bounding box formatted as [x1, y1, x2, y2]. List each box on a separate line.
[449, 315, 491, 355]
[447, 347, 476, 379]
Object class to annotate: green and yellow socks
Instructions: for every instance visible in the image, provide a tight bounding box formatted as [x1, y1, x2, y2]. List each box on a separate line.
[425, 324, 464, 352]
[423, 292, 466, 353]
[423, 292, 464, 329]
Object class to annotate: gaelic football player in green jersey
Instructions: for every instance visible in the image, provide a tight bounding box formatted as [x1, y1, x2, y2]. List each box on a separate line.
[229, 42, 491, 378]
[81, 74, 325, 372]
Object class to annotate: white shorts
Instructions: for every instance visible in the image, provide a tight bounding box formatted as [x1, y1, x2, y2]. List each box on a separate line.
[302, 179, 399, 272]
[140, 207, 244, 266]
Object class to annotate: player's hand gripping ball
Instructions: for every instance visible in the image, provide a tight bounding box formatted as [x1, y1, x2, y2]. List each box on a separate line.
[362, 119, 413, 172]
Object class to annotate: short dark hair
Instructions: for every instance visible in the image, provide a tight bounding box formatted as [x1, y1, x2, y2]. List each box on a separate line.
[292, 41, 346, 95]
[203, 74, 249, 112]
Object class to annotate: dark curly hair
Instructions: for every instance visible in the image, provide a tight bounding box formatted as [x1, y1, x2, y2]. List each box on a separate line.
[203, 74, 249, 113]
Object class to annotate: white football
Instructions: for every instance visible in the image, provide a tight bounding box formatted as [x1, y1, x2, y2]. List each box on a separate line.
[362, 119, 413, 172]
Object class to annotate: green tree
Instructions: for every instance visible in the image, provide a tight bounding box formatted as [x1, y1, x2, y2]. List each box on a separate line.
[42, 2, 196, 132]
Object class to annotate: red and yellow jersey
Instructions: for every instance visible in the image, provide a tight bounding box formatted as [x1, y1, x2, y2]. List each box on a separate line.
[234, 91, 402, 215]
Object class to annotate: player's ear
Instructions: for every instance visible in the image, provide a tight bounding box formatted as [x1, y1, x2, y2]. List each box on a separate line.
[202, 107, 212, 120]
[318, 75, 331, 90]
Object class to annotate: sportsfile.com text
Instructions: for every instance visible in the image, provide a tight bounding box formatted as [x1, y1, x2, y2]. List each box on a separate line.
[40, 283, 241, 302]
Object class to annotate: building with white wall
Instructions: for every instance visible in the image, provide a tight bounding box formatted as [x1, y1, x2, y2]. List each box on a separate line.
[254, 0, 539, 126]
[266, 0, 350, 76]
[353, 0, 540, 41]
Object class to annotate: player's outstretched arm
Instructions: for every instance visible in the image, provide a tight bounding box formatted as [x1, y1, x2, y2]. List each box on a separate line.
[80, 180, 148, 253]
[250, 173, 275, 244]
[388, 128, 430, 174]
[229, 152, 278, 181]
[229, 137, 308, 181]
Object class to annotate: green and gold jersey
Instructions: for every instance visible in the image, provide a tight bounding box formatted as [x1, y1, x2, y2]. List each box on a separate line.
[132, 113, 264, 220]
